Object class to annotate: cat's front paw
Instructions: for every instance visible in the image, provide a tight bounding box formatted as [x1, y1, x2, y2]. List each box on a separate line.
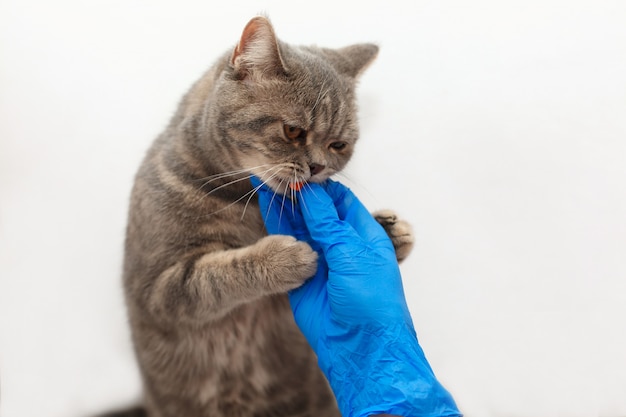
[373, 210, 415, 263]
[253, 235, 318, 293]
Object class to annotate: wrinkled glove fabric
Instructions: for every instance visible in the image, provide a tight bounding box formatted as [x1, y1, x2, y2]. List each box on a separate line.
[252, 177, 461, 417]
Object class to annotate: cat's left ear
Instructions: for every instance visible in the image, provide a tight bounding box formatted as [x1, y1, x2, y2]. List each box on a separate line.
[230, 16, 287, 80]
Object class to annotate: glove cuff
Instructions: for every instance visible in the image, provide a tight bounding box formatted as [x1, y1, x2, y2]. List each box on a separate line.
[316, 322, 461, 417]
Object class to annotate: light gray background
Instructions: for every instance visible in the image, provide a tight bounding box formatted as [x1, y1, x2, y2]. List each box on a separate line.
[1, 1, 625, 416]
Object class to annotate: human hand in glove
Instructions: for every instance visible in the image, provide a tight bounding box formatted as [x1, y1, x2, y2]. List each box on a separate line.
[252, 177, 462, 417]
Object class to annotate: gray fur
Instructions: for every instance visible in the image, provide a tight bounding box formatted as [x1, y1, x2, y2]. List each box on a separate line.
[121, 16, 413, 417]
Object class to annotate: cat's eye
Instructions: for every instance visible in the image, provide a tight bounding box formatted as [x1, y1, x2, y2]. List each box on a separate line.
[329, 141, 348, 151]
[283, 124, 306, 141]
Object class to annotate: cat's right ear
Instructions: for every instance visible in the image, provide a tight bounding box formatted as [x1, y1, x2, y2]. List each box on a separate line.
[230, 16, 287, 80]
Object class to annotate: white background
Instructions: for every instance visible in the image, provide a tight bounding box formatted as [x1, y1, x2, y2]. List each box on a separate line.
[1, 1, 625, 416]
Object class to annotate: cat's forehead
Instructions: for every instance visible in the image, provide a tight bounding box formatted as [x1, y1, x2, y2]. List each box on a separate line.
[282, 79, 353, 133]
[283, 54, 353, 113]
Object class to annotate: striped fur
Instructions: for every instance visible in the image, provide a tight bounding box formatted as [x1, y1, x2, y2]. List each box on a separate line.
[120, 16, 400, 417]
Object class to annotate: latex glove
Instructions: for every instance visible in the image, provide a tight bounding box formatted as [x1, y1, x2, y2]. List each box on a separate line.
[252, 177, 462, 417]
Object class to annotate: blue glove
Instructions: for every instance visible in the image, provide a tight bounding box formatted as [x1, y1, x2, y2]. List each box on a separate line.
[252, 177, 462, 417]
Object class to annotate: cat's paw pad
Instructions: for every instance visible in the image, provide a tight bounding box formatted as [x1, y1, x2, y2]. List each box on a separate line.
[373, 210, 414, 263]
[254, 235, 318, 292]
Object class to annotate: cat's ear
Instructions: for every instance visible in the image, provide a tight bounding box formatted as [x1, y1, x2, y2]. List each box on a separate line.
[327, 44, 379, 79]
[230, 16, 287, 80]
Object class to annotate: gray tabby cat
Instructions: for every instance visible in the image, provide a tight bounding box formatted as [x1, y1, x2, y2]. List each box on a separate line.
[115, 16, 414, 417]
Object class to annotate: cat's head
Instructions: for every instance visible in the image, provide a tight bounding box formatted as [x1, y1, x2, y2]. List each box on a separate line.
[211, 16, 378, 194]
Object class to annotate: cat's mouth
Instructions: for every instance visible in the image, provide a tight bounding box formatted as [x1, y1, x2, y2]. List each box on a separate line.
[255, 173, 329, 196]
[251, 162, 332, 195]
[259, 176, 313, 195]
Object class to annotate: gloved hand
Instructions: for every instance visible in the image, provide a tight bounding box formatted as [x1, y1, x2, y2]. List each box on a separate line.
[252, 177, 462, 417]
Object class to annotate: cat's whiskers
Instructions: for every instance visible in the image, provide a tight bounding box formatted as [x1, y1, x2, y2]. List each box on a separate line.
[199, 166, 282, 218]
[196, 161, 314, 223]
[259, 178, 284, 226]
[271, 177, 290, 227]
[240, 169, 287, 220]
[196, 164, 274, 188]
[200, 163, 289, 200]
[278, 181, 291, 229]
[192, 165, 273, 207]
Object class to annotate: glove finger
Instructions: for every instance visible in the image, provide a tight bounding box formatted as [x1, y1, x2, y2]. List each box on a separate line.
[317, 181, 390, 245]
[298, 183, 363, 256]
[288, 256, 329, 344]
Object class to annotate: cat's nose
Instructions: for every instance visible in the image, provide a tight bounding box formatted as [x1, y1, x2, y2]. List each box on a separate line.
[309, 163, 326, 176]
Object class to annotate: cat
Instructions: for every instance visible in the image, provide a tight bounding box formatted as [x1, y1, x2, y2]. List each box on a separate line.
[112, 16, 414, 417]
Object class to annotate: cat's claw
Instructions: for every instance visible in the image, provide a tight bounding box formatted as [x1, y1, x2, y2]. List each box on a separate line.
[373, 210, 414, 263]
